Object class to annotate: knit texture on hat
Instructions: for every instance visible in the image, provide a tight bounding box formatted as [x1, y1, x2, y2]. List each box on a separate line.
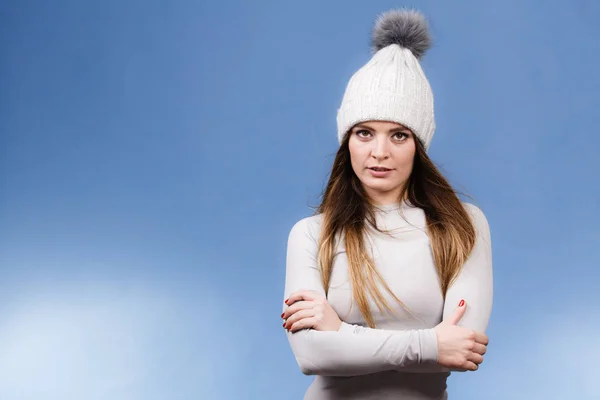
[336, 9, 435, 150]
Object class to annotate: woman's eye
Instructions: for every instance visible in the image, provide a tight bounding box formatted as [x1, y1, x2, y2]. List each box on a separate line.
[356, 130, 371, 137]
[393, 132, 409, 140]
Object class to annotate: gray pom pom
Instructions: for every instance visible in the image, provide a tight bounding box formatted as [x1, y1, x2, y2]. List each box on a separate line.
[371, 9, 431, 59]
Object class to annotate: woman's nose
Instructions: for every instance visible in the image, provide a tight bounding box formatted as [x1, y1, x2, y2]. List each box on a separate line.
[370, 138, 389, 160]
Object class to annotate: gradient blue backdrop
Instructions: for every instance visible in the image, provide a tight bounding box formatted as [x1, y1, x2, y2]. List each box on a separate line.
[1, 1, 599, 399]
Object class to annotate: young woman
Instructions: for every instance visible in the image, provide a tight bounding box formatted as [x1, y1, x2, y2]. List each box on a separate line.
[281, 9, 493, 400]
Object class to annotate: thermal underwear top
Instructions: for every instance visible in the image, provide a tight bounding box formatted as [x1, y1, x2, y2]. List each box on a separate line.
[282, 201, 493, 400]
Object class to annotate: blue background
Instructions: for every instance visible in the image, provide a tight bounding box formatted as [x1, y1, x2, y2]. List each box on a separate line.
[1, 1, 599, 399]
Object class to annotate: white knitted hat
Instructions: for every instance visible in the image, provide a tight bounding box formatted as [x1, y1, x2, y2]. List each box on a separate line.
[336, 9, 435, 150]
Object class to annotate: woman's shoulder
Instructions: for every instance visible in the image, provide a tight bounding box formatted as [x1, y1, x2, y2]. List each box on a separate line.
[461, 202, 491, 236]
[287, 213, 324, 244]
[461, 201, 487, 219]
[462, 201, 485, 217]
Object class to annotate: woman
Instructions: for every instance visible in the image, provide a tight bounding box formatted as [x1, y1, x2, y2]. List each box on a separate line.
[281, 9, 493, 400]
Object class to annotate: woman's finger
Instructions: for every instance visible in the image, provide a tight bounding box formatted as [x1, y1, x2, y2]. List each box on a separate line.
[285, 290, 321, 306]
[467, 352, 484, 365]
[474, 331, 489, 345]
[451, 367, 469, 372]
[284, 309, 314, 330]
[472, 342, 487, 355]
[282, 300, 315, 319]
[289, 316, 318, 333]
[462, 361, 479, 371]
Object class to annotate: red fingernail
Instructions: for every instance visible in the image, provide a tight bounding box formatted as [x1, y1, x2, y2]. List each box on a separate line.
[281, 313, 284, 318]
[459, 299, 465, 307]
[282, 322, 286, 328]
[284, 299, 289, 304]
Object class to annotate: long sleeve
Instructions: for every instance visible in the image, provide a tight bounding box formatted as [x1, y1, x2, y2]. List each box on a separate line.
[379, 203, 493, 376]
[442, 203, 494, 333]
[393, 203, 493, 375]
[283, 217, 439, 377]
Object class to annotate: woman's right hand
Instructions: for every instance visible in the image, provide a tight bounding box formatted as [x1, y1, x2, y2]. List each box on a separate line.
[433, 300, 489, 371]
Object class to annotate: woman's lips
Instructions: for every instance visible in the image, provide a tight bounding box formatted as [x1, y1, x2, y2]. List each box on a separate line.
[367, 167, 393, 177]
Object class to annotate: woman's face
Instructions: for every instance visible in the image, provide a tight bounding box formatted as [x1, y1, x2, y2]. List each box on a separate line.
[347, 120, 416, 205]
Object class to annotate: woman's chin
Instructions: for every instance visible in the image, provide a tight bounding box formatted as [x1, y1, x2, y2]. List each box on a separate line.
[363, 182, 402, 195]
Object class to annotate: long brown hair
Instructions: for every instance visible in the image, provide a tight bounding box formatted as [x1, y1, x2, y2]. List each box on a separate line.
[315, 130, 476, 328]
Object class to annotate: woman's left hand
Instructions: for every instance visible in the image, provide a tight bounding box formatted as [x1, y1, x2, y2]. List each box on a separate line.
[282, 290, 342, 332]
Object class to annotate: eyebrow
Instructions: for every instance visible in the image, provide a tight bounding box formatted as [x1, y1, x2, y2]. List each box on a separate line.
[353, 124, 411, 133]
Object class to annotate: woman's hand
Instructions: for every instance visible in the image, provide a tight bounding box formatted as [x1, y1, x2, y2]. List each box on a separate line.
[434, 300, 489, 371]
[282, 291, 342, 332]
